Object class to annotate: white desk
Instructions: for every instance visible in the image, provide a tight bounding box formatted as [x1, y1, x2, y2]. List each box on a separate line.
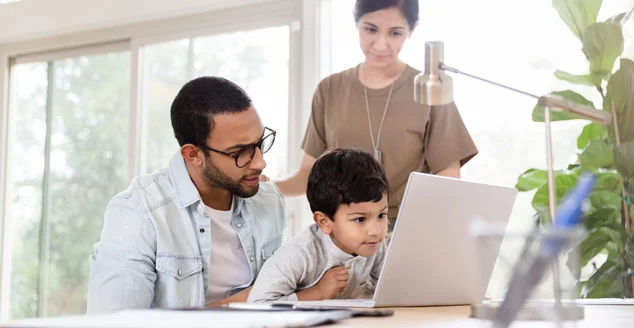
[2, 305, 633, 327]
[331, 305, 634, 327]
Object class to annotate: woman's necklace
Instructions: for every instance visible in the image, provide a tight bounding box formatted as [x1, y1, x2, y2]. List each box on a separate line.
[362, 65, 400, 164]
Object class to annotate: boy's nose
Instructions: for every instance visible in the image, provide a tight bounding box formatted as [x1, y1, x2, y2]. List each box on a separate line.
[367, 220, 382, 236]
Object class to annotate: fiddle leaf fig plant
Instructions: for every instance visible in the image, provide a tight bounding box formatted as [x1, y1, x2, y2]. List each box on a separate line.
[517, 0, 634, 298]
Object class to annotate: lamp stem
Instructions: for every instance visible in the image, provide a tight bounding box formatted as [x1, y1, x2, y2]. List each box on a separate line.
[544, 107, 563, 304]
[544, 108, 557, 222]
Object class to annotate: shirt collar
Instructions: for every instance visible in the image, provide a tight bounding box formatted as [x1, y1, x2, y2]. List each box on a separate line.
[168, 151, 245, 213]
[318, 228, 356, 263]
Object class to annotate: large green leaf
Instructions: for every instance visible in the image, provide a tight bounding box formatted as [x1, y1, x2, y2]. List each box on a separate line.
[581, 259, 626, 298]
[614, 141, 634, 178]
[594, 171, 622, 193]
[516, 169, 547, 192]
[582, 23, 624, 78]
[577, 123, 607, 149]
[589, 190, 622, 211]
[604, 59, 634, 143]
[552, 0, 603, 41]
[578, 228, 613, 268]
[532, 90, 595, 122]
[532, 173, 579, 213]
[584, 208, 621, 229]
[579, 140, 614, 170]
[516, 169, 550, 191]
[604, 221, 628, 251]
[554, 70, 601, 87]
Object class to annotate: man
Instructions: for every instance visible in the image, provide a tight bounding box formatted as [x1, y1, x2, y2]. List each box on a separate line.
[87, 77, 286, 314]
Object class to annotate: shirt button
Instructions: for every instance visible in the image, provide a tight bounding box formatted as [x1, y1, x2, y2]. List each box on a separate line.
[249, 256, 254, 262]
[177, 269, 182, 276]
[237, 223, 243, 228]
[199, 228, 205, 233]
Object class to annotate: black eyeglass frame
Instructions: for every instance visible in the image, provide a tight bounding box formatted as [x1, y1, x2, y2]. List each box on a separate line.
[197, 127, 276, 168]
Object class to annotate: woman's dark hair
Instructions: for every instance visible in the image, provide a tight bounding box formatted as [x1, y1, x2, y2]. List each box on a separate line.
[307, 148, 389, 219]
[353, 0, 419, 30]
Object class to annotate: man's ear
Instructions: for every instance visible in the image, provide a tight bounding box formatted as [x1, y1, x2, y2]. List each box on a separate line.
[181, 144, 204, 166]
[313, 211, 332, 234]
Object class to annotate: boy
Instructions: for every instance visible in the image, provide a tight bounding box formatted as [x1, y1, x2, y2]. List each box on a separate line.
[247, 148, 389, 302]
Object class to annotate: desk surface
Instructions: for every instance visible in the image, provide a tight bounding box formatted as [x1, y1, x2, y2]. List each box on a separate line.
[331, 305, 634, 327]
[2, 305, 633, 327]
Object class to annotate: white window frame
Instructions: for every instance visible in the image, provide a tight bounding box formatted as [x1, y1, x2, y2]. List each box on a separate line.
[0, 52, 11, 322]
[0, 0, 323, 320]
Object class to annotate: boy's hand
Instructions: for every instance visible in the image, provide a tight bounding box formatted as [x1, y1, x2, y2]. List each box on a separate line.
[315, 266, 349, 299]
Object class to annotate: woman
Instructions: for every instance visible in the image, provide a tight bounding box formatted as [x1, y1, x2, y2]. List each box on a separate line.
[273, 0, 478, 230]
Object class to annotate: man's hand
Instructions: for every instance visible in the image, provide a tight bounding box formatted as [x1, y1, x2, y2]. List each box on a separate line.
[259, 174, 270, 182]
[205, 286, 253, 307]
[297, 266, 349, 301]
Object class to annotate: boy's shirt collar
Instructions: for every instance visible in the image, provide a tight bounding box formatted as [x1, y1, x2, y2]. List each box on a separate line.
[318, 229, 358, 263]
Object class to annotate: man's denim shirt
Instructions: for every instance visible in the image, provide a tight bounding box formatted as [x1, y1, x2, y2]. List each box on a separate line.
[87, 152, 286, 314]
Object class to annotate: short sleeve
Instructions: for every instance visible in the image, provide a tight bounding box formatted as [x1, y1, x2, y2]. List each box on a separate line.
[425, 102, 478, 173]
[301, 79, 328, 158]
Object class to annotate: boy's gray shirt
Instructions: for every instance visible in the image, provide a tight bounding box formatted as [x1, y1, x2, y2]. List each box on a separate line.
[247, 224, 387, 303]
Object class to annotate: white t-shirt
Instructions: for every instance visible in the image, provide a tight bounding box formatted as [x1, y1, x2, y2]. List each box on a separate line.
[205, 199, 252, 303]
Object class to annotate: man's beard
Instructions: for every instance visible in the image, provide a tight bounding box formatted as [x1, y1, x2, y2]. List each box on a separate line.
[202, 155, 261, 198]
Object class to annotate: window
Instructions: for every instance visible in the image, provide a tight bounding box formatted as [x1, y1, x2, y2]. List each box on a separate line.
[142, 26, 290, 180]
[3, 51, 130, 319]
[0, 3, 301, 320]
[326, 0, 634, 298]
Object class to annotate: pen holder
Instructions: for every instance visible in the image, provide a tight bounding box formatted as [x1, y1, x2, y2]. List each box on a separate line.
[469, 218, 586, 326]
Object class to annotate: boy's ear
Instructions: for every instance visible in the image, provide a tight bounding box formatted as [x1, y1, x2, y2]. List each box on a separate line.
[313, 211, 332, 234]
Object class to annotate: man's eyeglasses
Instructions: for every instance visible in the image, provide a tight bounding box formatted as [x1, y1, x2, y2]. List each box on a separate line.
[197, 127, 276, 168]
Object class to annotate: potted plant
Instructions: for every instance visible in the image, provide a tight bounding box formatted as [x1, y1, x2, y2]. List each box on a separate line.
[516, 0, 634, 298]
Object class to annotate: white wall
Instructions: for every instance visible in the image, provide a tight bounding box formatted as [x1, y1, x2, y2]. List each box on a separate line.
[0, 0, 271, 44]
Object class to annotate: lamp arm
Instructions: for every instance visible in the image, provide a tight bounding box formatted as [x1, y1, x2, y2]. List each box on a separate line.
[438, 64, 612, 125]
[440, 64, 541, 100]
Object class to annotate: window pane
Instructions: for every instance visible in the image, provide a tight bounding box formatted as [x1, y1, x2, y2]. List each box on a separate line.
[143, 39, 189, 173]
[6, 63, 48, 320]
[194, 26, 290, 178]
[4, 51, 130, 319]
[46, 52, 130, 316]
[143, 26, 290, 179]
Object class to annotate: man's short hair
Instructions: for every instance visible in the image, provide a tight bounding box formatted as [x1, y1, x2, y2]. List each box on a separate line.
[170, 76, 252, 147]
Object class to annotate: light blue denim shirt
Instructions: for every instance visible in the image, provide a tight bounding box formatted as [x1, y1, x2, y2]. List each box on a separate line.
[87, 152, 286, 314]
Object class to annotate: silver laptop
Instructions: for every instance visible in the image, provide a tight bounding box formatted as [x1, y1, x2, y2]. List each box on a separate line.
[276, 172, 518, 308]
